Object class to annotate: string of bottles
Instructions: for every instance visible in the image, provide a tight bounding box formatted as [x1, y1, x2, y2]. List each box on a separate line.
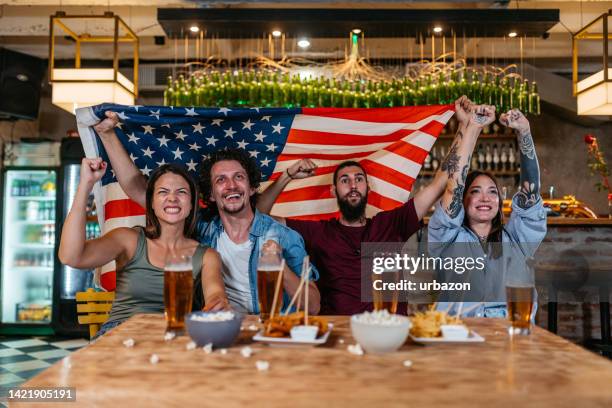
[424, 143, 519, 173]
[163, 69, 540, 114]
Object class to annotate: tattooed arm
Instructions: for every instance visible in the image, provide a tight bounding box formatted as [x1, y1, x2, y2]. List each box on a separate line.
[414, 96, 474, 219]
[500, 109, 540, 209]
[440, 100, 496, 218]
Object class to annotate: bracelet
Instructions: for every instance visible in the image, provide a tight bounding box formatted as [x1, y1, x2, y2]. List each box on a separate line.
[286, 168, 295, 180]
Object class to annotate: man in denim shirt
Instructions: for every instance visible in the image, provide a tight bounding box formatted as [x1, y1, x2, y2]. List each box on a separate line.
[195, 149, 319, 314]
[96, 113, 319, 314]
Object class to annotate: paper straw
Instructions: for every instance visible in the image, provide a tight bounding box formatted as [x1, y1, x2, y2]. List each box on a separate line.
[267, 259, 285, 325]
[304, 256, 310, 326]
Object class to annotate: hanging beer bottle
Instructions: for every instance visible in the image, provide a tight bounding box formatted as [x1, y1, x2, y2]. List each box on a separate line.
[163, 76, 174, 106]
[492, 74, 501, 112]
[529, 81, 541, 115]
[178, 75, 190, 107]
[437, 72, 448, 104]
[482, 72, 492, 106]
[468, 71, 479, 103]
[520, 79, 530, 113]
[448, 70, 459, 101]
[189, 75, 198, 106]
[500, 78, 511, 112]
[458, 70, 470, 98]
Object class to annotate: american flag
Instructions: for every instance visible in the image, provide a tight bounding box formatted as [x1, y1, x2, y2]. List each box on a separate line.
[77, 103, 454, 290]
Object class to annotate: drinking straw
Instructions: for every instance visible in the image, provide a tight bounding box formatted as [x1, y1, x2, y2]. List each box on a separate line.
[304, 256, 310, 326]
[267, 259, 286, 324]
[456, 301, 464, 317]
[283, 260, 308, 315]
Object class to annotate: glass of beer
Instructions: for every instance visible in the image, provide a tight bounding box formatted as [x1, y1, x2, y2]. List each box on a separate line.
[506, 285, 535, 335]
[372, 252, 400, 314]
[164, 252, 194, 333]
[257, 242, 283, 322]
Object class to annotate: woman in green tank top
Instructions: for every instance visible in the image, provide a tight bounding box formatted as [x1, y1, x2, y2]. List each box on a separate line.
[59, 160, 229, 337]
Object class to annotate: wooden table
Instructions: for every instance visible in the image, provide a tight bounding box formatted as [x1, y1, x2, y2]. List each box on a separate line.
[21, 314, 612, 407]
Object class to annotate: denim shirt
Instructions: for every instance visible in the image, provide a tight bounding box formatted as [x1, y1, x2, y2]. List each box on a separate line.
[195, 209, 318, 313]
[428, 195, 547, 318]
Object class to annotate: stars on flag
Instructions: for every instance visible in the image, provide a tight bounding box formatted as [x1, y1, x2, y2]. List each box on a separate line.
[206, 135, 219, 146]
[157, 135, 170, 147]
[242, 119, 255, 130]
[186, 159, 198, 172]
[117, 111, 129, 120]
[149, 109, 161, 120]
[172, 147, 184, 160]
[127, 133, 140, 144]
[142, 147, 155, 158]
[218, 107, 231, 116]
[254, 131, 266, 142]
[224, 127, 237, 139]
[97, 105, 294, 187]
[272, 122, 285, 134]
[192, 122, 205, 133]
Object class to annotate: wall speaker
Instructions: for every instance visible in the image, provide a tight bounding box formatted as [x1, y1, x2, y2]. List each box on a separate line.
[0, 48, 45, 120]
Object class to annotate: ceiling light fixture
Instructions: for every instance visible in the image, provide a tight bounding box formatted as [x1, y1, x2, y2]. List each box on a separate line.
[508, 31, 518, 38]
[433, 26, 443, 33]
[573, 10, 612, 115]
[190, 25, 199, 33]
[272, 30, 282, 37]
[352, 28, 362, 34]
[297, 39, 310, 49]
[48, 11, 138, 115]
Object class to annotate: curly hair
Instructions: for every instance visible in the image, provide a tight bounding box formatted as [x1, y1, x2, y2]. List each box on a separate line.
[198, 148, 261, 216]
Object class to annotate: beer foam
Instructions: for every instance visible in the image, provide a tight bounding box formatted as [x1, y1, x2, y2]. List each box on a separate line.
[165, 261, 192, 272]
[189, 311, 235, 322]
[257, 264, 283, 272]
[352, 310, 406, 326]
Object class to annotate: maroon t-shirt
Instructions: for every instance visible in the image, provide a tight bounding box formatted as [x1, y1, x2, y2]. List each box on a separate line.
[286, 199, 421, 315]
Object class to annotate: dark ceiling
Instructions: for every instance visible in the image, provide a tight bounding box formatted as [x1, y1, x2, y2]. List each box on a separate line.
[158, 8, 560, 39]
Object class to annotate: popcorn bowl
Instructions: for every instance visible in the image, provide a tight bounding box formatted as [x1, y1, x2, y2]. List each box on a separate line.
[185, 311, 244, 348]
[350, 312, 411, 354]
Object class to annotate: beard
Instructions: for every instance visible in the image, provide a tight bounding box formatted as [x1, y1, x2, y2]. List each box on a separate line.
[337, 191, 368, 222]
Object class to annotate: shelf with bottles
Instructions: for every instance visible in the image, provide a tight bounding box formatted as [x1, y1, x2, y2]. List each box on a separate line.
[18, 223, 56, 246]
[15, 200, 56, 222]
[13, 251, 54, 269]
[10, 175, 56, 198]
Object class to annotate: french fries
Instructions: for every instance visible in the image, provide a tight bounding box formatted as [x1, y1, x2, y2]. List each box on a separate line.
[410, 308, 463, 338]
[264, 312, 328, 338]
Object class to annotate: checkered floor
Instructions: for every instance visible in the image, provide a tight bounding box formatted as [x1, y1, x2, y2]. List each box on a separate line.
[0, 336, 88, 404]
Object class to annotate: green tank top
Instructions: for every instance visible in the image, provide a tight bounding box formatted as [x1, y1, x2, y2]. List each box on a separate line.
[106, 227, 208, 325]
